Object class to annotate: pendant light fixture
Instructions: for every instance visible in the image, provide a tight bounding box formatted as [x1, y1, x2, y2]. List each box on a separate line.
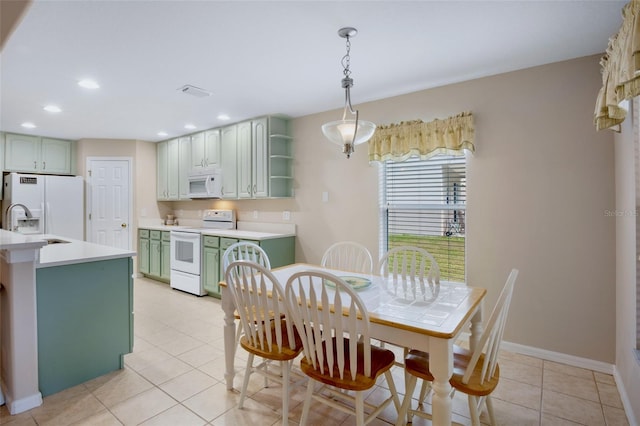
[321, 27, 376, 159]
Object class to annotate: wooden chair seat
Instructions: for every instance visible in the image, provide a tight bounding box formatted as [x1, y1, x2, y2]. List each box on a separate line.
[240, 319, 302, 361]
[300, 338, 395, 391]
[405, 346, 500, 397]
[235, 306, 284, 321]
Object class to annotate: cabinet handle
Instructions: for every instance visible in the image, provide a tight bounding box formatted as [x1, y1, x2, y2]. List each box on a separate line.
[34, 161, 37, 169]
[42, 161, 46, 170]
[201, 159, 204, 167]
[253, 184, 257, 194]
[247, 185, 251, 194]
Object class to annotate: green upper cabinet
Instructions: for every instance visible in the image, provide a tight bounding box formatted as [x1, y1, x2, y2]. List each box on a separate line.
[238, 118, 268, 199]
[41, 138, 73, 174]
[156, 140, 169, 200]
[157, 138, 181, 201]
[237, 121, 252, 198]
[156, 115, 293, 201]
[220, 125, 238, 199]
[178, 136, 191, 200]
[167, 139, 180, 199]
[191, 129, 220, 172]
[4, 133, 74, 175]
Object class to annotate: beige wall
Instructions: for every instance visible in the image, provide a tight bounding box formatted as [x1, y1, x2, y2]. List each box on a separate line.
[134, 140, 162, 226]
[614, 104, 640, 423]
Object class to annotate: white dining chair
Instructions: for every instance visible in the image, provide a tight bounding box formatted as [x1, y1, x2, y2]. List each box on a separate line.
[222, 241, 271, 271]
[222, 241, 272, 351]
[285, 269, 400, 426]
[225, 260, 303, 426]
[396, 269, 519, 426]
[378, 245, 442, 381]
[321, 241, 374, 274]
[378, 245, 440, 288]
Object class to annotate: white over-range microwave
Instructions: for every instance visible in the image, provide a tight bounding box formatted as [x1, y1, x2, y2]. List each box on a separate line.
[188, 169, 223, 199]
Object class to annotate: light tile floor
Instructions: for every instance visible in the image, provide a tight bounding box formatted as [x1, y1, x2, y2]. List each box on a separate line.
[0, 277, 630, 426]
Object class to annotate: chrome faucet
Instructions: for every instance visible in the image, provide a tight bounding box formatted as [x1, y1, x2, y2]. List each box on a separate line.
[5, 203, 34, 232]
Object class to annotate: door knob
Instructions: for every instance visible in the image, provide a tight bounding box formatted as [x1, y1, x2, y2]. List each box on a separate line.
[121, 223, 127, 228]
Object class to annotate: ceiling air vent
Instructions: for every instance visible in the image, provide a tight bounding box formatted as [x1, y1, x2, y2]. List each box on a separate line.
[177, 84, 212, 98]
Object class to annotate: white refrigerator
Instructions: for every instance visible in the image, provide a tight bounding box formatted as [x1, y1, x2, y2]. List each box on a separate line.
[2, 172, 84, 240]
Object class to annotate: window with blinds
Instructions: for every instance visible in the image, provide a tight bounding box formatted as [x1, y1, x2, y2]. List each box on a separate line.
[380, 155, 466, 283]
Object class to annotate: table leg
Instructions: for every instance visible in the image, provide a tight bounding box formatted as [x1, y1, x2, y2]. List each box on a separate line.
[469, 303, 483, 352]
[428, 337, 453, 426]
[221, 285, 236, 390]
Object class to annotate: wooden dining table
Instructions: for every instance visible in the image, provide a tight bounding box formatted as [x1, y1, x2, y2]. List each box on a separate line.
[220, 263, 486, 426]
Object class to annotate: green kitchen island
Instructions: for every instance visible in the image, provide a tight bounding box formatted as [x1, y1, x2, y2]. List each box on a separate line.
[0, 230, 135, 414]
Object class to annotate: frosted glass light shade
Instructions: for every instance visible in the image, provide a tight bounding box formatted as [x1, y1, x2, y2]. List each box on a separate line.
[322, 119, 376, 146]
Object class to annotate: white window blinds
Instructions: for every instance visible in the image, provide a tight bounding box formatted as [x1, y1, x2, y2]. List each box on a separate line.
[381, 155, 466, 283]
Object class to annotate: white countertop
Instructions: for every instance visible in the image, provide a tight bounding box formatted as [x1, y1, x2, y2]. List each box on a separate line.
[200, 229, 295, 240]
[0, 230, 136, 268]
[37, 235, 136, 268]
[138, 221, 296, 241]
[140, 224, 186, 232]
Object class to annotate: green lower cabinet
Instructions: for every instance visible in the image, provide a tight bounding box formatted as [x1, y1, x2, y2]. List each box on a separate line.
[149, 238, 161, 276]
[161, 239, 171, 280]
[138, 228, 170, 283]
[208, 235, 296, 299]
[139, 227, 296, 295]
[245, 237, 295, 268]
[203, 235, 221, 298]
[203, 246, 221, 297]
[36, 257, 134, 397]
[218, 238, 239, 297]
[139, 236, 150, 274]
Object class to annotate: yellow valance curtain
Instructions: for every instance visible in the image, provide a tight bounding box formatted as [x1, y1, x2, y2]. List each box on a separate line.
[595, 0, 640, 131]
[368, 112, 475, 162]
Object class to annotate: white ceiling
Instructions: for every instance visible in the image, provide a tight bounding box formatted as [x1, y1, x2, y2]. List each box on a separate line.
[0, 0, 626, 142]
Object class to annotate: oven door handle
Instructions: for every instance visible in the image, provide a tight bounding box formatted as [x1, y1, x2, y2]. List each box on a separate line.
[171, 231, 201, 240]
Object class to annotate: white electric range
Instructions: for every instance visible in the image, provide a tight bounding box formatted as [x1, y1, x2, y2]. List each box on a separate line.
[169, 209, 235, 296]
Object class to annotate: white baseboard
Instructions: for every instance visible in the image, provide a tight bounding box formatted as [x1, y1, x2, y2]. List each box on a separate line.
[613, 366, 639, 426]
[500, 340, 614, 374]
[5, 392, 43, 415]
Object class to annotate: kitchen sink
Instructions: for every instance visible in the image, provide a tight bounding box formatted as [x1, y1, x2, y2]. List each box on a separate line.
[45, 238, 70, 245]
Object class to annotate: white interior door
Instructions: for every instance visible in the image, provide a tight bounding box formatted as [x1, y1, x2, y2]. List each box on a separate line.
[87, 158, 132, 249]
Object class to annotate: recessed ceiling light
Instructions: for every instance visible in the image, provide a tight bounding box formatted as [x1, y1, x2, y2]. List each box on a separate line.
[78, 79, 100, 89]
[217, 114, 230, 121]
[21, 122, 36, 129]
[184, 124, 196, 130]
[157, 131, 168, 137]
[43, 105, 62, 113]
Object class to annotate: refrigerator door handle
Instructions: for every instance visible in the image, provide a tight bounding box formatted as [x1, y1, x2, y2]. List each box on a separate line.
[45, 202, 50, 234]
